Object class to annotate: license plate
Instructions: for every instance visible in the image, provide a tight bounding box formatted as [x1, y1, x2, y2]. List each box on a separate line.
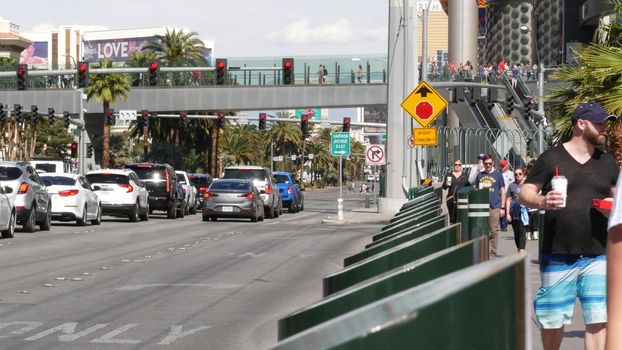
[221, 206, 233, 212]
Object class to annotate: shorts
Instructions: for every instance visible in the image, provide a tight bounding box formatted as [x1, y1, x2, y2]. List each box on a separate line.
[534, 254, 607, 329]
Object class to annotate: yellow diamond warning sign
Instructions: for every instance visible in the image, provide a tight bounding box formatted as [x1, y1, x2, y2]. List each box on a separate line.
[401, 81, 448, 128]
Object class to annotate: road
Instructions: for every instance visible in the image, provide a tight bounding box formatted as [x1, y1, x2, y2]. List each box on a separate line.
[0, 188, 381, 350]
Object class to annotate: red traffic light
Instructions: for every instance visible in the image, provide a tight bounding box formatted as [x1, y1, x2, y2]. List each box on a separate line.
[150, 61, 158, 70]
[71, 143, 78, 150]
[17, 66, 26, 74]
[343, 117, 351, 124]
[79, 63, 87, 72]
[301, 114, 308, 122]
[283, 60, 292, 69]
[142, 111, 149, 118]
[216, 61, 225, 69]
[259, 113, 266, 121]
[179, 111, 187, 118]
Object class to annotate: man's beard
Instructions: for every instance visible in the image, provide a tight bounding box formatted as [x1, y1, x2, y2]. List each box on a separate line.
[586, 128, 606, 146]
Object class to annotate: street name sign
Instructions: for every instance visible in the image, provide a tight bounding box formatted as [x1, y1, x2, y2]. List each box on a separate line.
[365, 144, 386, 165]
[412, 127, 437, 146]
[400, 81, 447, 128]
[331, 132, 350, 157]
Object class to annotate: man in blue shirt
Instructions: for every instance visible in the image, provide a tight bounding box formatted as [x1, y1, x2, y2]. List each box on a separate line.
[475, 154, 506, 257]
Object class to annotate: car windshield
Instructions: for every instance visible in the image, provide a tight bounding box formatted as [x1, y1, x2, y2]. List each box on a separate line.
[40, 176, 76, 186]
[274, 174, 290, 184]
[176, 174, 186, 183]
[209, 181, 252, 192]
[0, 166, 22, 181]
[222, 169, 266, 181]
[189, 175, 211, 188]
[34, 164, 58, 173]
[86, 174, 129, 184]
[128, 167, 166, 181]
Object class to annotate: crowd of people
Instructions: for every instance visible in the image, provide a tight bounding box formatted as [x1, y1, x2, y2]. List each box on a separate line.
[422, 58, 540, 83]
[444, 102, 622, 349]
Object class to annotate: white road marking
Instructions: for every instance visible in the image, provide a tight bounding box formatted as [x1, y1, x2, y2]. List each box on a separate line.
[116, 283, 241, 291]
[0, 322, 42, 339]
[238, 252, 265, 258]
[90, 323, 140, 344]
[24, 323, 109, 342]
[157, 325, 211, 345]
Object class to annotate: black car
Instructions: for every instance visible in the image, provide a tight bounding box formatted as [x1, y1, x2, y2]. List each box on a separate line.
[124, 163, 184, 219]
[188, 173, 213, 205]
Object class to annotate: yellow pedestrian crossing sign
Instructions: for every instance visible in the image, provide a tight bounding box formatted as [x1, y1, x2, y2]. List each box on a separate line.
[401, 81, 448, 128]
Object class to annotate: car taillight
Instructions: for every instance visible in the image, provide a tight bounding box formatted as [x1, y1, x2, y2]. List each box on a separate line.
[58, 189, 79, 197]
[199, 187, 208, 192]
[287, 186, 292, 194]
[265, 184, 272, 194]
[165, 170, 171, 192]
[204, 192, 219, 199]
[118, 184, 134, 193]
[17, 182, 28, 194]
[239, 193, 254, 199]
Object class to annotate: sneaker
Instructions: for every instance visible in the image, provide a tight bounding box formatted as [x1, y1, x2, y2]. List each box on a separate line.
[533, 231, 539, 240]
[527, 232, 532, 240]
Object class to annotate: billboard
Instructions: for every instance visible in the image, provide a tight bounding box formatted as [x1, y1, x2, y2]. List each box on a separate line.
[20, 42, 48, 67]
[363, 104, 387, 136]
[295, 108, 321, 120]
[83, 36, 155, 62]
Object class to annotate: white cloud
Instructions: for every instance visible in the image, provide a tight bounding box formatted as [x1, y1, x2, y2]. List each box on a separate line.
[267, 19, 385, 45]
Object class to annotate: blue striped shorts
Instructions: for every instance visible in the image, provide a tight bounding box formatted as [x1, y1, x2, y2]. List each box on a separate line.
[534, 254, 607, 329]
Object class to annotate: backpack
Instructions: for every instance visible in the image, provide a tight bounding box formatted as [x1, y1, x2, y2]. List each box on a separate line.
[323, 68, 328, 76]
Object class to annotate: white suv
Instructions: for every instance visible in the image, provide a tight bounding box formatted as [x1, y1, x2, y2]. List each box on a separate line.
[176, 171, 198, 215]
[85, 169, 150, 222]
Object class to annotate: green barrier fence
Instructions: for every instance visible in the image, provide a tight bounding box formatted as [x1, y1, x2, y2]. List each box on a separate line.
[392, 197, 440, 222]
[457, 186, 474, 242]
[468, 188, 490, 240]
[272, 254, 527, 350]
[344, 216, 447, 266]
[366, 214, 446, 249]
[403, 186, 434, 207]
[323, 223, 461, 296]
[393, 193, 438, 219]
[383, 199, 440, 227]
[370, 209, 443, 244]
[278, 236, 488, 340]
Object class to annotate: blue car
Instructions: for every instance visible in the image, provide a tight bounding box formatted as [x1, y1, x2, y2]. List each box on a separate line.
[273, 171, 304, 213]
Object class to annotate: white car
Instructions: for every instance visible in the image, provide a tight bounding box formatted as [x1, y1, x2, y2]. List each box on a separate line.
[0, 184, 15, 238]
[85, 169, 150, 222]
[30, 160, 72, 174]
[176, 171, 198, 215]
[40, 173, 102, 226]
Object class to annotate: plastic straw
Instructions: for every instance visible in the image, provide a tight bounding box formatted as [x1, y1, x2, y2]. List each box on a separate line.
[555, 166, 559, 176]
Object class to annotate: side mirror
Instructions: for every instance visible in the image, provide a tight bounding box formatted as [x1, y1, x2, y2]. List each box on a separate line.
[43, 180, 52, 187]
[93, 185, 101, 191]
[4, 186, 12, 194]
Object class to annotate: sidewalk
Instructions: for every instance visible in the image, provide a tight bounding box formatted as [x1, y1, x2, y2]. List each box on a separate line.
[321, 207, 394, 225]
[498, 228, 586, 350]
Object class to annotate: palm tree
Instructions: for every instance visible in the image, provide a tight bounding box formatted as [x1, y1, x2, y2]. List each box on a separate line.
[220, 124, 261, 165]
[125, 52, 157, 86]
[267, 112, 302, 171]
[142, 29, 208, 86]
[84, 59, 131, 168]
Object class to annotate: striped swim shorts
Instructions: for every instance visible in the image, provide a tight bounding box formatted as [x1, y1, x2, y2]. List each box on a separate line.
[534, 254, 607, 329]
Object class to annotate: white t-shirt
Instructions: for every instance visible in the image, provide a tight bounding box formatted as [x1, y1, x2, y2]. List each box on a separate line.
[609, 171, 622, 230]
[502, 169, 514, 192]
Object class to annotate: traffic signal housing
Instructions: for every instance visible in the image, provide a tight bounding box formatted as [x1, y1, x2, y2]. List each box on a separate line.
[0, 104, 6, 123]
[282, 58, 294, 85]
[16, 64, 27, 90]
[14, 104, 22, 123]
[87, 144, 94, 158]
[63, 111, 70, 128]
[524, 100, 532, 118]
[179, 111, 188, 128]
[106, 109, 115, 125]
[506, 95, 514, 115]
[77, 61, 89, 88]
[258, 113, 267, 130]
[31, 105, 39, 124]
[215, 59, 227, 85]
[301, 114, 309, 138]
[48, 108, 55, 126]
[148, 60, 159, 86]
[70, 142, 78, 158]
[342, 117, 351, 132]
[217, 112, 225, 128]
[139, 110, 149, 128]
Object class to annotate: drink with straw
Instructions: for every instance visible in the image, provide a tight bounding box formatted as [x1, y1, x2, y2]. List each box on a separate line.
[551, 166, 567, 208]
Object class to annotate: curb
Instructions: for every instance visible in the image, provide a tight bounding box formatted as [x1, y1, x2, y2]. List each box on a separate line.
[321, 218, 391, 225]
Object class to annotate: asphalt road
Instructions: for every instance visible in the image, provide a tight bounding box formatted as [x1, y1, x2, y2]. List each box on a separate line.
[0, 188, 381, 350]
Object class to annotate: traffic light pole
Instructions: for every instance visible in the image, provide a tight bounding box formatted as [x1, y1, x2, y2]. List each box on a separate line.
[78, 88, 86, 175]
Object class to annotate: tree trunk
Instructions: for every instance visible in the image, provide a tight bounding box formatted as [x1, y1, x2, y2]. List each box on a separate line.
[102, 101, 111, 168]
[143, 124, 149, 160]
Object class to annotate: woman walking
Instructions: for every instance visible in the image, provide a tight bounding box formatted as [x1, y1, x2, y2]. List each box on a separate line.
[442, 160, 470, 224]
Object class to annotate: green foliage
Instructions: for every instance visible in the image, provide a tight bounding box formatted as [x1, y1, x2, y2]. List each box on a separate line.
[84, 59, 131, 104]
[145, 141, 186, 169]
[34, 120, 74, 158]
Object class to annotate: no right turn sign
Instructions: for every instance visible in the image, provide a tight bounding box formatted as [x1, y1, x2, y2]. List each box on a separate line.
[365, 144, 386, 165]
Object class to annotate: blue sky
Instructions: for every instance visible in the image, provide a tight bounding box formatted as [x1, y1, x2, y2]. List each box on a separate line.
[2, 0, 388, 57]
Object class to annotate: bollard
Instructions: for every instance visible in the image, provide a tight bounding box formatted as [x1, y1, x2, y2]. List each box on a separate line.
[337, 198, 344, 221]
[364, 194, 370, 208]
[468, 189, 489, 240]
[457, 187, 473, 242]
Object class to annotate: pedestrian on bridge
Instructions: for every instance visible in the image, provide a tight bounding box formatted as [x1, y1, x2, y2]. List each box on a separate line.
[442, 159, 469, 224]
[519, 102, 618, 350]
[357, 65, 363, 83]
[474, 154, 506, 258]
[317, 65, 324, 84]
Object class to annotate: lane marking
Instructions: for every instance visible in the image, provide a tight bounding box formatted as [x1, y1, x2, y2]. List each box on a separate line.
[90, 323, 140, 344]
[24, 323, 109, 342]
[157, 325, 211, 345]
[116, 283, 241, 291]
[238, 252, 265, 258]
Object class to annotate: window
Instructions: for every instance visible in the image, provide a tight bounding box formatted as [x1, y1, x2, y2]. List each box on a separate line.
[0, 167, 22, 181]
[209, 181, 251, 191]
[40, 176, 77, 186]
[86, 174, 129, 185]
[222, 169, 266, 181]
[274, 174, 290, 184]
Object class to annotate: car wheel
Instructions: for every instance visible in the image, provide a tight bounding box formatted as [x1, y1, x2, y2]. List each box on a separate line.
[129, 202, 139, 222]
[259, 212, 265, 221]
[202, 216, 210, 222]
[77, 205, 88, 226]
[1, 211, 15, 238]
[91, 205, 102, 225]
[167, 203, 177, 219]
[39, 205, 52, 231]
[266, 205, 275, 219]
[289, 202, 296, 213]
[300, 202, 304, 211]
[177, 204, 185, 218]
[251, 213, 258, 222]
[139, 204, 149, 221]
[274, 206, 280, 218]
[210, 216, 217, 222]
[184, 202, 190, 215]
[190, 202, 198, 215]
[22, 206, 37, 233]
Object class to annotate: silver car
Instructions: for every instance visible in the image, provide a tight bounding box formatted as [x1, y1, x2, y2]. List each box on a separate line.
[0, 184, 16, 238]
[201, 179, 265, 222]
[221, 166, 281, 218]
[0, 162, 51, 232]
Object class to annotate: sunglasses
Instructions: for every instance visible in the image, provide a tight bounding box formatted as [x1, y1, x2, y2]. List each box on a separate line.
[514, 172, 523, 176]
[454, 163, 462, 166]
[484, 162, 493, 165]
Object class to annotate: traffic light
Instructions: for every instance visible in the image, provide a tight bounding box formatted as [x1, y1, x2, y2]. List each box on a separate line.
[148, 60, 159, 86]
[106, 109, 115, 125]
[14, 104, 22, 123]
[31, 105, 39, 124]
[342, 117, 351, 132]
[282, 58, 294, 85]
[16, 64, 27, 91]
[48, 108, 55, 126]
[258, 113, 267, 130]
[506, 95, 514, 115]
[139, 110, 149, 128]
[179, 111, 187, 128]
[77, 61, 89, 88]
[217, 112, 225, 128]
[301, 114, 308, 138]
[70, 142, 78, 158]
[87, 144, 94, 158]
[524, 100, 532, 118]
[0, 104, 5, 123]
[215, 59, 227, 85]
[63, 111, 70, 128]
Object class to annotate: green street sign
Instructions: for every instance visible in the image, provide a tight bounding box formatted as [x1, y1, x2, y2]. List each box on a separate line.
[331, 132, 350, 157]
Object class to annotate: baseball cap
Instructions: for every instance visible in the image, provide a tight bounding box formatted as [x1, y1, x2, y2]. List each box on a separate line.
[478, 153, 485, 159]
[500, 160, 508, 167]
[571, 102, 617, 124]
